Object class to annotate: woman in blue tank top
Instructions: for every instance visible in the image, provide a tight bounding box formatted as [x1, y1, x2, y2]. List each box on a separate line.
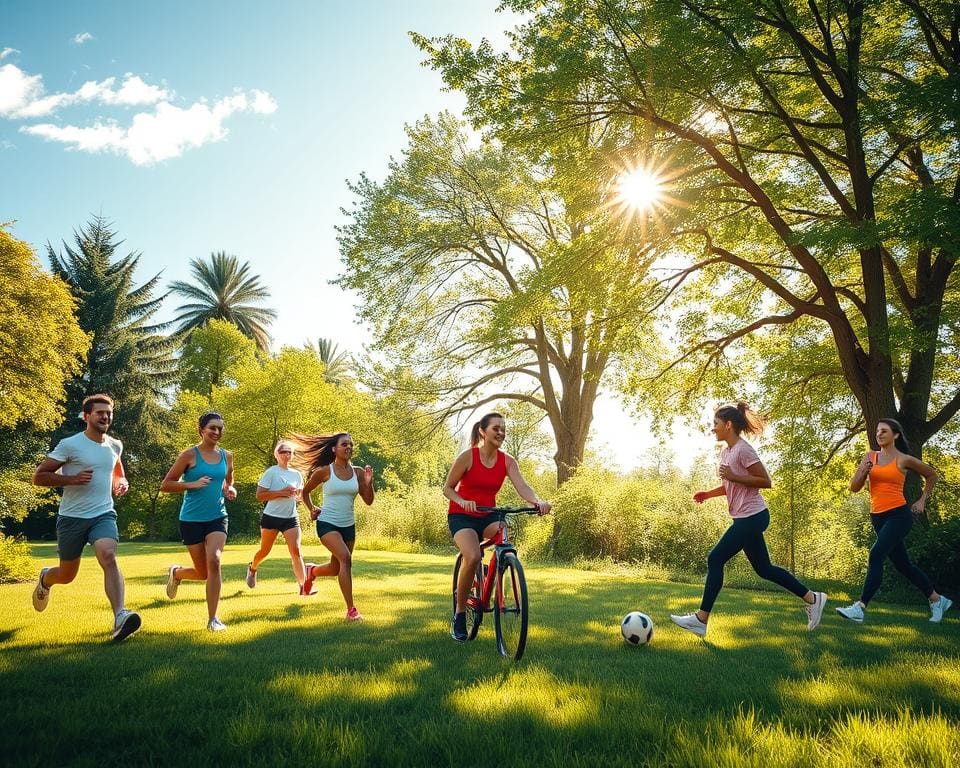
[295, 432, 374, 621]
[159, 411, 237, 632]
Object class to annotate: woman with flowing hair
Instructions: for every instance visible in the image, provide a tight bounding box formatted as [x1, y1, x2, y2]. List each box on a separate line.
[244, 439, 307, 593]
[837, 417, 951, 624]
[160, 411, 236, 632]
[443, 411, 550, 642]
[294, 432, 374, 621]
[670, 402, 826, 638]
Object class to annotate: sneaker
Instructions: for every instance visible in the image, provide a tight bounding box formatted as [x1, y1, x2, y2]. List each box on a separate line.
[245, 563, 257, 589]
[836, 601, 865, 623]
[670, 612, 708, 637]
[32, 567, 51, 612]
[165, 565, 180, 599]
[300, 563, 316, 596]
[207, 617, 227, 632]
[451, 612, 468, 642]
[346, 606, 364, 622]
[111, 609, 142, 642]
[805, 592, 827, 631]
[930, 595, 953, 623]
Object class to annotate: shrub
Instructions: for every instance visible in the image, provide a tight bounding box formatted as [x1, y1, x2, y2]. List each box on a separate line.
[0, 534, 34, 583]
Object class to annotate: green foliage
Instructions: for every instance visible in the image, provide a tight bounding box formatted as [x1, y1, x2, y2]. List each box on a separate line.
[169, 251, 277, 352]
[0, 227, 89, 432]
[307, 338, 352, 385]
[178, 318, 258, 396]
[0, 534, 32, 583]
[46, 215, 179, 446]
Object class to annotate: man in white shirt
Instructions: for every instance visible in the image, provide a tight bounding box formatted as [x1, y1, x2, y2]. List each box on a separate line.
[31, 394, 141, 642]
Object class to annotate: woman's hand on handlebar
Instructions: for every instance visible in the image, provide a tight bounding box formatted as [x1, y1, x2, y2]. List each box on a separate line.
[458, 499, 477, 514]
[534, 500, 551, 516]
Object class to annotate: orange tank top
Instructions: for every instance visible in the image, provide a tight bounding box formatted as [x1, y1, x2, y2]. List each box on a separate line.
[868, 451, 907, 513]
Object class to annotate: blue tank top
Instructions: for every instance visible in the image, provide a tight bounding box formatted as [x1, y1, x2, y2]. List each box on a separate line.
[179, 446, 228, 522]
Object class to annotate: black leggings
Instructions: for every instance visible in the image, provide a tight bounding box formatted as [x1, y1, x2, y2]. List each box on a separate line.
[700, 509, 809, 613]
[861, 505, 934, 605]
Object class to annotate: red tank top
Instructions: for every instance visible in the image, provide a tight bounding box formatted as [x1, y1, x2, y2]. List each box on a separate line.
[448, 447, 507, 518]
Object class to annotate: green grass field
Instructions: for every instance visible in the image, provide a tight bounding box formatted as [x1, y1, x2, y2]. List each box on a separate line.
[2, 543, 958, 767]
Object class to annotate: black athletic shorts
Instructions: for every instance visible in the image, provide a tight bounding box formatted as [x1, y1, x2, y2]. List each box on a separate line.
[260, 513, 299, 532]
[315, 521, 356, 542]
[179, 516, 228, 545]
[448, 512, 500, 538]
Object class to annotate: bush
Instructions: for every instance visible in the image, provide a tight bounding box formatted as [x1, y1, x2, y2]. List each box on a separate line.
[356, 485, 450, 549]
[0, 534, 34, 583]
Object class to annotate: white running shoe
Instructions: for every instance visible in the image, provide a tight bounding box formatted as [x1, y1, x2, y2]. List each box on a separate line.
[111, 609, 142, 642]
[245, 563, 257, 589]
[165, 565, 180, 599]
[670, 612, 707, 637]
[32, 567, 51, 612]
[207, 617, 227, 632]
[805, 592, 827, 631]
[836, 601, 865, 623]
[930, 595, 952, 623]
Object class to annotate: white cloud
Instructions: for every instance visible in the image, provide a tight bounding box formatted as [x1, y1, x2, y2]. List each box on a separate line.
[21, 90, 278, 165]
[0, 48, 19, 60]
[1, 139, 15, 150]
[72, 32, 94, 45]
[0, 64, 171, 117]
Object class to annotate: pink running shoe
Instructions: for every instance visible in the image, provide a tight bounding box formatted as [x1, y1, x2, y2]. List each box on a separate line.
[300, 564, 317, 596]
[346, 606, 364, 622]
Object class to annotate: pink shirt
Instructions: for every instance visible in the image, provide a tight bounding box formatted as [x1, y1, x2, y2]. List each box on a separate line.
[720, 439, 767, 519]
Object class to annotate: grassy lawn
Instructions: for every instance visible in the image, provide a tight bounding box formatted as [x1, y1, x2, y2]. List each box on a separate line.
[2, 543, 958, 767]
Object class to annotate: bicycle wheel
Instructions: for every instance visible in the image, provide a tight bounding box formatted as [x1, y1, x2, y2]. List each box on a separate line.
[494, 552, 528, 660]
[452, 553, 483, 640]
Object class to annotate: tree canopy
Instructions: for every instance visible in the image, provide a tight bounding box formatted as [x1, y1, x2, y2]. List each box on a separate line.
[418, 0, 960, 457]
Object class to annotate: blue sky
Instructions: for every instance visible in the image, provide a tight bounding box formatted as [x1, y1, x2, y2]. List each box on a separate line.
[1, 1, 707, 468]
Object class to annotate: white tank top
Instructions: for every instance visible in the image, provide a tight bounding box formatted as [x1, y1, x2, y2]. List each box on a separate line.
[319, 464, 359, 526]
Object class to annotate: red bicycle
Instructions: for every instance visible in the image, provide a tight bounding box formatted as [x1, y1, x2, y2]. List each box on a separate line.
[451, 506, 540, 660]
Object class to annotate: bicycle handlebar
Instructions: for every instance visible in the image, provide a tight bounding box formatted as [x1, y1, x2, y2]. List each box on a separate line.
[476, 506, 541, 514]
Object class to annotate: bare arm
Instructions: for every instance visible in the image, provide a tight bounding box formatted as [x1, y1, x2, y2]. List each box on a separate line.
[159, 450, 207, 493]
[302, 466, 329, 518]
[442, 450, 476, 513]
[256, 485, 299, 502]
[223, 451, 236, 501]
[693, 486, 726, 503]
[32, 457, 91, 488]
[719, 460, 772, 489]
[850, 453, 874, 492]
[902, 455, 937, 513]
[113, 458, 129, 497]
[505, 455, 550, 514]
[356, 465, 375, 506]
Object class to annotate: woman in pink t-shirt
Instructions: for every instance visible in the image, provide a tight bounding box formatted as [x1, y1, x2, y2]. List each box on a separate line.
[670, 402, 826, 638]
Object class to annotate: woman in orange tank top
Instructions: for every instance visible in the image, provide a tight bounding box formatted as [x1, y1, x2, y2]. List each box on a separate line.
[442, 412, 551, 642]
[837, 418, 952, 624]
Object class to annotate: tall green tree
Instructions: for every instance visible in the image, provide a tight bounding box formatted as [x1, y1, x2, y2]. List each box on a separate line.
[47, 215, 179, 446]
[179, 318, 258, 395]
[169, 251, 277, 351]
[338, 113, 663, 482]
[420, 0, 960, 458]
[0, 226, 89, 524]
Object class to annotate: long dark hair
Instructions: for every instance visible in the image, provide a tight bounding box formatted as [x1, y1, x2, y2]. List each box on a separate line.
[878, 418, 910, 453]
[715, 402, 764, 436]
[470, 412, 503, 447]
[290, 432, 350, 472]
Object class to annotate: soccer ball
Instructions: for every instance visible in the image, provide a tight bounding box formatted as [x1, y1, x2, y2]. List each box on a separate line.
[621, 611, 654, 645]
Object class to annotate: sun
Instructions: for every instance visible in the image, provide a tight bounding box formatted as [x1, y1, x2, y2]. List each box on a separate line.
[615, 167, 663, 212]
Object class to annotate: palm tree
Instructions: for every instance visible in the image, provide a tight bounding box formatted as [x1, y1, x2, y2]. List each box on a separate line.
[308, 338, 352, 384]
[169, 251, 276, 351]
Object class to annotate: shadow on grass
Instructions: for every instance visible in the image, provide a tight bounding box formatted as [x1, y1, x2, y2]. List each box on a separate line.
[4, 546, 959, 767]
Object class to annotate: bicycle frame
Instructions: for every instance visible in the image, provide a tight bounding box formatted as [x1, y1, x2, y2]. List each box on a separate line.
[477, 522, 516, 613]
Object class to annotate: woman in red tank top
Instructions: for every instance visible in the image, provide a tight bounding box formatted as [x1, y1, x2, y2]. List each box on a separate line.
[442, 412, 551, 642]
[837, 418, 951, 625]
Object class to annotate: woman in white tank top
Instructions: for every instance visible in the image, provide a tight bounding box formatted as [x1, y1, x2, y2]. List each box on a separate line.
[294, 432, 374, 621]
